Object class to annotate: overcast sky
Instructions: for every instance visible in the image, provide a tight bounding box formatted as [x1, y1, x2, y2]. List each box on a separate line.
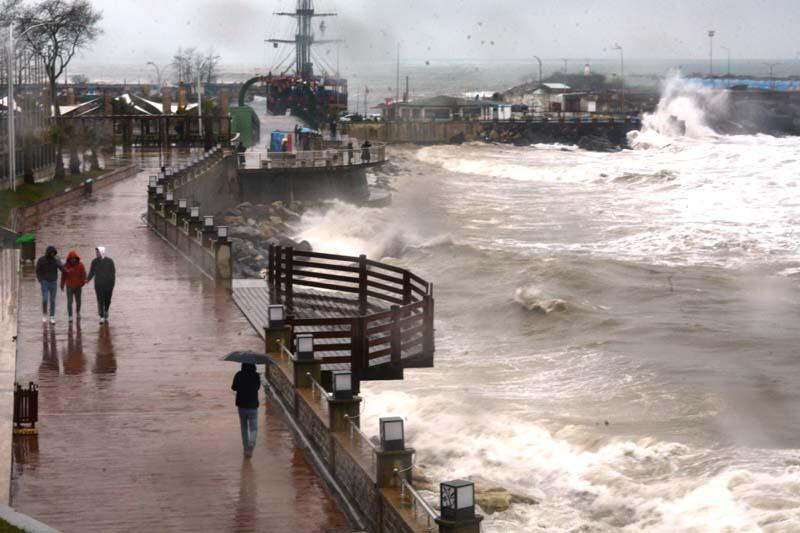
[72, 0, 800, 69]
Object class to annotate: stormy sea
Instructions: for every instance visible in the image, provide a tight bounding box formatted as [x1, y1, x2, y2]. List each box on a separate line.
[290, 81, 800, 531]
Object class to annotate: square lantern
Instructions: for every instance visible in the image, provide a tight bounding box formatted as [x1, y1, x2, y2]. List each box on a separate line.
[155, 185, 164, 196]
[178, 199, 188, 210]
[203, 215, 215, 229]
[190, 206, 200, 219]
[267, 305, 285, 327]
[440, 480, 475, 521]
[379, 417, 405, 451]
[217, 226, 228, 241]
[149, 175, 157, 188]
[295, 333, 314, 360]
[165, 191, 174, 202]
[332, 371, 353, 400]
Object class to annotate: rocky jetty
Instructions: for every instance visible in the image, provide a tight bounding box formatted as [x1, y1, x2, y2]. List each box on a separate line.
[216, 201, 314, 279]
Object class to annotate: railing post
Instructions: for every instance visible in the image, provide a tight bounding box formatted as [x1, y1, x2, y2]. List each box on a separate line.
[275, 245, 283, 301]
[350, 317, 363, 395]
[267, 244, 275, 286]
[286, 247, 294, 312]
[423, 293, 435, 355]
[390, 305, 402, 364]
[358, 254, 368, 315]
[402, 271, 412, 305]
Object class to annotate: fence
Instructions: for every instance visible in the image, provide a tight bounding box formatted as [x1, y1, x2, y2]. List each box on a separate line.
[267, 245, 434, 380]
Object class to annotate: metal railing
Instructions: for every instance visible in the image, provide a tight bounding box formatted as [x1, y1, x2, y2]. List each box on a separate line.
[343, 413, 377, 471]
[237, 142, 387, 170]
[395, 469, 438, 532]
[306, 371, 331, 401]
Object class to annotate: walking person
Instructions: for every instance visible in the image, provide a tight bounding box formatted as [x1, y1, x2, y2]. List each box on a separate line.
[231, 363, 261, 458]
[87, 246, 116, 324]
[60, 250, 87, 322]
[35, 246, 65, 324]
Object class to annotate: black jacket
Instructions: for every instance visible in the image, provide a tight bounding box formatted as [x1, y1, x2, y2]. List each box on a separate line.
[231, 369, 260, 409]
[87, 257, 116, 289]
[35, 249, 64, 283]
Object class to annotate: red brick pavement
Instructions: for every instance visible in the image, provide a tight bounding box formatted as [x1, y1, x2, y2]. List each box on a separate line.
[11, 155, 350, 532]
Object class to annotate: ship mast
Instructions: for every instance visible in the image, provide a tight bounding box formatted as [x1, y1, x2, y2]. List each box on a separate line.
[267, 0, 340, 79]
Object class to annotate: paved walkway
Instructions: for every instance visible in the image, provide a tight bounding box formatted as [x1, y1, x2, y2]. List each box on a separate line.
[11, 153, 350, 532]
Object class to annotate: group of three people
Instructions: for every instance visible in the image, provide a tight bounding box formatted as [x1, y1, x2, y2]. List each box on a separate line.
[35, 245, 116, 325]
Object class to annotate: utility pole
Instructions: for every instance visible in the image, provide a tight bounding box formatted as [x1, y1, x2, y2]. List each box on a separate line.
[396, 43, 400, 104]
[764, 62, 781, 90]
[707, 30, 715, 77]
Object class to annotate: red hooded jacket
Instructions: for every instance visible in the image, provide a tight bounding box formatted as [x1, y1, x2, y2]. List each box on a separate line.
[60, 251, 87, 290]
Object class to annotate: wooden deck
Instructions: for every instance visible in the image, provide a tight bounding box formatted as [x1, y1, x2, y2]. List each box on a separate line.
[232, 280, 431, 376]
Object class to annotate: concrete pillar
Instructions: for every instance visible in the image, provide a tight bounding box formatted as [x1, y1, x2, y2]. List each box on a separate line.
[292, 359, 320, 389]
[375, 448, 414, 489]
[435, 517, 484, 533]
[327, 397, 361, 432]
[264, 326, 291, 357]
[178, 84, 187, 110]
[214, 240, 232, 280]
[162, 88, 172, 115]
[103, 89, 113, 115]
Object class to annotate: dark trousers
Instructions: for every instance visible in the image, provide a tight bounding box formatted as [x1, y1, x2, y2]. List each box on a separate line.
[66, 287, 82, 317]
[95, 286, 113, 318]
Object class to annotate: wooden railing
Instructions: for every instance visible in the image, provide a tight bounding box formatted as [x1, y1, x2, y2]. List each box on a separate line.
[267, 245, 434, 379]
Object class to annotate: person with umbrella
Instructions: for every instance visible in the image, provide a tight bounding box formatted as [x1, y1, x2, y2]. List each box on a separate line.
[230, 359, 264, 458]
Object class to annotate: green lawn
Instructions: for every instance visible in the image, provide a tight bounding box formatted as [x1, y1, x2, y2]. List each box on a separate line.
[1, 169, 106, 227]
[0, 519, 25, 532]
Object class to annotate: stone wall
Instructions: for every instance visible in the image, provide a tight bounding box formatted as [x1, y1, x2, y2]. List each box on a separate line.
[264, 355, 431, 533]
[170, 155, 239, 215]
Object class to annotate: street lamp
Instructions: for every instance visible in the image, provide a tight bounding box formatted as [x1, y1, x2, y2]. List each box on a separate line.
[146, 61, 164, 89]
[707, 30, 715, 77]
[721, 46, 731, 76]
[7, 22, 47, 192]
[613, 44, 624, 116]
[533, 55, 542, 86]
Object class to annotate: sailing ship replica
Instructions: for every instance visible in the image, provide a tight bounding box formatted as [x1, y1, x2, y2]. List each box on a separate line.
[264, 0, 348, 126]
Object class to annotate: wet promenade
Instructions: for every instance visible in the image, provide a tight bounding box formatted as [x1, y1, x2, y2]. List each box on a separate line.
[10, 154, 350, 532]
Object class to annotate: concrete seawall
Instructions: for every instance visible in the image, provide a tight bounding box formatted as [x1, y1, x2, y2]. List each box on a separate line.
[345, 119, 640, 146]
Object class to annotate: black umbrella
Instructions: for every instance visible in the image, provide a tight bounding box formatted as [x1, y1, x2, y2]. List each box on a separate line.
[222, 351, 277, 365]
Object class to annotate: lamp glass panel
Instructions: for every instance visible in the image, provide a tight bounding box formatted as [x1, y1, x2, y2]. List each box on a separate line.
[204, 216, 214, 227]
[166, 191, 174, 201]
[217, 226, 228, 238]
[297, 334, 313, 353]
[156, 185, 163, 194]
[383, 420, 403, 441]
[190, 207, 200, 218]
[334, 372, 351, 392]
[179, 199, 187, 209]
[457, 485, 474, 508]
[268, 305, 285, 323]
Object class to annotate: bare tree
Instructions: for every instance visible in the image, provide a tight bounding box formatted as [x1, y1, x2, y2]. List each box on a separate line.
[16, 0, 102, 179]
[17, 0, 103, 119]
[173, 47, 221, 85]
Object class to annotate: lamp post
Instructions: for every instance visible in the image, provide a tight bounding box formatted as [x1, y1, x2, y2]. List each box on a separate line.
[613, 43, 624, 117]
[721, 46, 731, 76]
[7, 22, 46, 192]
[146, 61, 163, 89]
[707, 30, 715, 77]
